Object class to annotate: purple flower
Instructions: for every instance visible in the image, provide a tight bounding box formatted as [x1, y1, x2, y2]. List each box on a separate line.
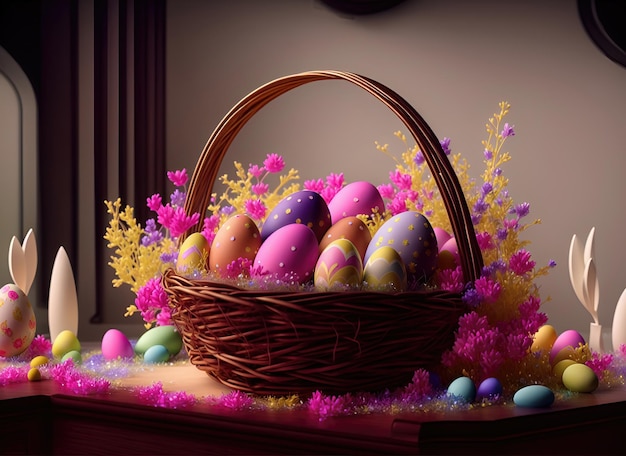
[440, 137, 452, 155]
[501, 123, 515, 138]
[167, 169, 188, 187]
[481, 182, 493, 196]
[511, 202, 530, 218]
[263, 153, 285, 173]
[473, 198, 489, 215]
[413, 150, 425, 165]
[483, 149, 493, 160]
[170, 189, 186, 207]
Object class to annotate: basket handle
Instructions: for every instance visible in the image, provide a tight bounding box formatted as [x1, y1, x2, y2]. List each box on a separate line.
[182, 70, 483, 283]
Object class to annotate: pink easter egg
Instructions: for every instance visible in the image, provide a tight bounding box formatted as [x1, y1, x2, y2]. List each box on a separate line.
[549, 329, 586, 364]
[328, 181, 385, 224]
[101, 328, 134, 360]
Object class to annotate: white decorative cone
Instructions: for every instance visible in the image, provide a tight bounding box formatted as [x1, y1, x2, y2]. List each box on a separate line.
[48, 247, 79, 341]
[612, 288, 626, 352]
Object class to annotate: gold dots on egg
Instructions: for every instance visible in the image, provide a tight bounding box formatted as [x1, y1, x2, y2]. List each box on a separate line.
[273, 214, 279, 220]
[387, 239, 394, 245]
[245, 246, 251, 253]
[387, 227, 393, 233]
[407, 224, 415, 231]
[402, 239, 409, 246]
[318, 220, 325, 228]
[307, 222, 313, 229]
[285, 208, 292, 215]
[244, 222, 250, 229]
[296, 218, 302, 224]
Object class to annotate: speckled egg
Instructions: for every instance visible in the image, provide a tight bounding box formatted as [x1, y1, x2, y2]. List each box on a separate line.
[364, 211, 438, 282]
[253, 224, 319, 284]
[0, 284, 36, 357]
[327, 181, 385, 224]
[261, 190, 331, 243]
[549, 329, 586, 365]
[176, 232, 210, 274]
[209, 214, 261, 277]
[513, 385, 555, 408]
[363, 246, 407, 291]
[319, 216, 372, 261]
[314, 239, 363, 290]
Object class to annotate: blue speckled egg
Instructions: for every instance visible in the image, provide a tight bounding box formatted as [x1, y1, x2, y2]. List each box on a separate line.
[446, 376, 476, 403]
[513, 385, 555, 408]
[364, 211, 438, 282]
[261, 190, 331, 243]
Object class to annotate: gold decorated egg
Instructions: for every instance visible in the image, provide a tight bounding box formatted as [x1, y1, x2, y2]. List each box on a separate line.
[209, 214, 261, 277]
[176, 232, 210, 274]
[314, 239, 363, 290]
[363, 246, 407, 291]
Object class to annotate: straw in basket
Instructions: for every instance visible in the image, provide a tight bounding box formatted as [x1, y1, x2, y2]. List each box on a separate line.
[162, 70, 483, 396]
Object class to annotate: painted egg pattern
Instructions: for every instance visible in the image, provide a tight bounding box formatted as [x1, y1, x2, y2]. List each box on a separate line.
[209, 214, 261, 277]
[364, 211, 438, 281]
[176, 232, 210, 274]
[253, 224, 319, 284]
[328, 181, 385, 224]
[314, 239, 363, 290]
[363, 246, 407, 291]
[261, 190, 331, 243]
[319, 216, 371, 261]
[0, 284, 36, 357]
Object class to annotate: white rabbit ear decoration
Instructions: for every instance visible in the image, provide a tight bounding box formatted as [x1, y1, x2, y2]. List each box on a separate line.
[568, 227, 604, 353]
[8, 228, 38, 295]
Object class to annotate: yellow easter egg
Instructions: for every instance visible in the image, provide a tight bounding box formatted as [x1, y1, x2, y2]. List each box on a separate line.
[363, 246, 407, 291]
[27, 367, 42, 382]
[553, 359, 577, 382]
[52, 330, 81, 359]
[531, 324, 558, 353]
[562, 363, 598, 393]
[30, 355, 50, 368]
[176, 232, 210, 274]
[314, 239, 363, 290]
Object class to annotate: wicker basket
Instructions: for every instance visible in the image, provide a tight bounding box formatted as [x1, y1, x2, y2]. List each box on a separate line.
[162, 70, 483, 395]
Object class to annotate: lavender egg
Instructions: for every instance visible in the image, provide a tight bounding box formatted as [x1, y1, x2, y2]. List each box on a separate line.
[261, 190, 331, 243]
[364, 211, 438, 282]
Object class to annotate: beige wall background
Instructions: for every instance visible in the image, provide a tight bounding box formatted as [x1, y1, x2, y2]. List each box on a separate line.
[165, 0, 626, 340]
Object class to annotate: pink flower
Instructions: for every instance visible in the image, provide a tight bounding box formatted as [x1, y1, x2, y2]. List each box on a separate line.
[377, 183, 395, 199]
[389, 169, 412, 190]
[304, 178, 325, 193]
[436, 266, 464, 293]
[251, 182, 269, 195]
[135, 278, 170, 326]
[308, 391, 347, 420]
[146, 194, 163, 211]
[219, 390, 254, 410]
[474, 276, 502, 304]
[248, 164, 264, 178]
[320, 186, 339, 204]
[325, 172, 344, 190]
[202, 214, 221, 244]
[244, 199, 266, 220]
[263, 153, 285, 173]
[476, 232, 494, 250]
[509, 249, 536, 275]
[167, 169, 188, 187]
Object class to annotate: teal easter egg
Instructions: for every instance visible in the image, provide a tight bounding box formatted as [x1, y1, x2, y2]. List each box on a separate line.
[261, 190, 331, 243]
[363, 246, 407, 291]
[562, 363, 598, 393]
[446, 376, 476, 403]
[364, 211, 438, 282]
[134, 325, 183, 356]
[513, 385, 555, 408]
[143, 344, 171, 364]
[314, 239, 363, 290]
